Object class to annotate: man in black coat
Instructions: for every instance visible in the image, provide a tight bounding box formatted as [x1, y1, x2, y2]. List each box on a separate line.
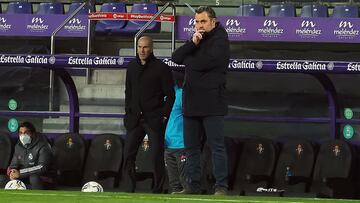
[8, 121, 52, 189]
[122, 36, 175, 193]
[172, 6, 230, 195]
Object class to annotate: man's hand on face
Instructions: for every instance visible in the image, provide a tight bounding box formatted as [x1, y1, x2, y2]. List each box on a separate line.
[9, 169, 19, 180]
[192, 30, 205, 46]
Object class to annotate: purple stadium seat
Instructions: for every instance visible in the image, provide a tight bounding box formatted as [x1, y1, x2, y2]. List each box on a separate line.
[332, 5, 359, 18]
[121, 3, 160, 34]
[301, 4, 328, 18]
[310, 140, 354, 198]
[37, 2, 64, 15]
[83, 134, 123, 189]
[6, 2, 32, 14]
[52, 133, 86, 187]
[268, 4, 296, 17]
[67, 2, 92, 15]
[237, 4, 264, 16]
[95, 2, 127, 33]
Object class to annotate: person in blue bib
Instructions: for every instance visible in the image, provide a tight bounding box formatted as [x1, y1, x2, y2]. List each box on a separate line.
[164, 71, 186, 194]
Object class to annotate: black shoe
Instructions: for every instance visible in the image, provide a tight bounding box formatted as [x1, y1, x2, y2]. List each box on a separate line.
[214, 186, 228, 195]
[172, 188, 201, 195]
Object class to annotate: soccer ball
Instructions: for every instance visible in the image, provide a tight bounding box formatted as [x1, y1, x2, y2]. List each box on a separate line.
[81, 181, 104, 192]
[4, 180, 26, 190]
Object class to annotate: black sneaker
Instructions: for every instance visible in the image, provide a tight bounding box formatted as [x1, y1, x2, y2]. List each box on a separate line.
[214, 186, 228, 195]
[172, 188, 201, 195]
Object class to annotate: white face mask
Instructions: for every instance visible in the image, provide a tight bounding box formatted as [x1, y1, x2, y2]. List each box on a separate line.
[19, 134, 31, 146]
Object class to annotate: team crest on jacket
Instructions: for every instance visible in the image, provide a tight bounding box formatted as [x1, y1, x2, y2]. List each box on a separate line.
[28, 153, 33, 160]
[296, 144, 303, 156]
[180, 154, 186, 162]
[104, 139, 112, 151]
[333, 145, 341, 157]
[66, 138, 74, 148]
[142, 136, 150, 152]
[256, 143, 264, 154]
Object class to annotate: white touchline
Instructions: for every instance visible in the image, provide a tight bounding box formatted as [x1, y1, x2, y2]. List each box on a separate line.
[3, 192, 360, 203]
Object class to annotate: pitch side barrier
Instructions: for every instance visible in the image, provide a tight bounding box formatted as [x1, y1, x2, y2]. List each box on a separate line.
[0, 54, 359, 139]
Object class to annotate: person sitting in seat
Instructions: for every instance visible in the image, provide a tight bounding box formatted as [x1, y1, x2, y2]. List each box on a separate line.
[7, 121, 52, 189]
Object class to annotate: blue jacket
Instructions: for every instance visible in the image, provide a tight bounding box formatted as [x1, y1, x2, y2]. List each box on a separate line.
[165, 86, 184, 149]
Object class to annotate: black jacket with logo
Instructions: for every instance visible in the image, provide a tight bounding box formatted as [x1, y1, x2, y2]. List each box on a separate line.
[124, 53, 175, 131]
[172, 22, 230, 116]
[9, 134, 52, 178]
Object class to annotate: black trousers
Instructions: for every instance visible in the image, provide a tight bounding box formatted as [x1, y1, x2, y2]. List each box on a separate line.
[183, 116, 228, 191]
[122, 119, 166, 193]
[165, 148, 186, 193]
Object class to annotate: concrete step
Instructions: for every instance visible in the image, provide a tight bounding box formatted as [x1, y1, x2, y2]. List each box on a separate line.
[65, 69, 125, 86]
[91, 69, 126, 85]
[119, 48, 172, 57]
[60, 84, 125, 103]
[79, 84, 125, 99]
[42, 117, 125, 134]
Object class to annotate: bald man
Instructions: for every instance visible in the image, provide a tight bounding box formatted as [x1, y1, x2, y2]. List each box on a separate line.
[122, 36, 175, 193]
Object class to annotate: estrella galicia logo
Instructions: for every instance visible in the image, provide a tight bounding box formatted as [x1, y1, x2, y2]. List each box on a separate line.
[0, 17, 11, 31]
[334, 20, 359, 39]
[295, 20, 322, 39]
[327, 62, 334, 71]
[162, 58, 185, 68]
[224, 18, 246, 36]
[117, 57, 124, 65]
[27, 17, 48, 32]
[49, 56, 56, 65]
[257, 19, 283, 37]
[64, 18, 86, 33]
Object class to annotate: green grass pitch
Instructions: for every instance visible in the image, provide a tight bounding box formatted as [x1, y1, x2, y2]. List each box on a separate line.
[1, 190, 360, 203]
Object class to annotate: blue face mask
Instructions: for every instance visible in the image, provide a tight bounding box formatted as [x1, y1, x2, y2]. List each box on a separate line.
[19, 134, 31, 146]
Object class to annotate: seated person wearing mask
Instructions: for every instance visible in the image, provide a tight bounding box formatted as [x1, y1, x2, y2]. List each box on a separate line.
[7, 121, 52, 189]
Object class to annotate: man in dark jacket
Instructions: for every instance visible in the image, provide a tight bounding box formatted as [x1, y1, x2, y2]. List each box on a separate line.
[172, 6, 230, 195]
[8, 121, 52, 189]
[122, 36, 175, 193]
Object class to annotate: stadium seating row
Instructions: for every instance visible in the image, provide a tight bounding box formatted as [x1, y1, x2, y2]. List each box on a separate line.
[1, 2, 160, 34]
[225, 138, 356, 198]
[3, 1, 360, 18]
[239, 4, 359, 18]
[0, 132, 358, 198]
[0, 133, 125, 190]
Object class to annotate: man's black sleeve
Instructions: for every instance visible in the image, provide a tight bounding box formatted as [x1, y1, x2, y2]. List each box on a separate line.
[171, 40, 197, 64]
[161, 64, 175, 118]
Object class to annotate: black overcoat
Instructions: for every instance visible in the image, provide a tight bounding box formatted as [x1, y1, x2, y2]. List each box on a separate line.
[172, 23, 230, 116]
[124, 53, 175, 131]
